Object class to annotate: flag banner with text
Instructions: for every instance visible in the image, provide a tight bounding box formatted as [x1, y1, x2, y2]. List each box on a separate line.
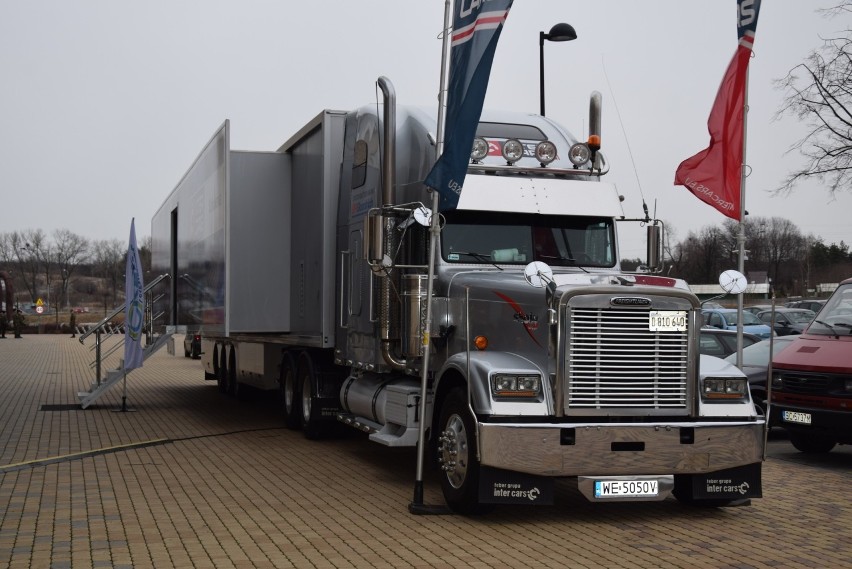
[425, 0, 513, 211]
[123, 218, 145, 371]
[674, 0, 761, 221]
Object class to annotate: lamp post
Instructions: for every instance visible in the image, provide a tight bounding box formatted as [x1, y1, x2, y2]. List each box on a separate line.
[539, 22, 577, 116]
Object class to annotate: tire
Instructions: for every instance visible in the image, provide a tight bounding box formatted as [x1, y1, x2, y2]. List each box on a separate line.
[228, 347, 240, 399]
[436, 387, 487, 515]
[751, 390, 766, 418]
[789, 433, 836, 454]
[279, 352, 301, 429]
[216, 345, 228, 394]
[298, 353, 325, 440]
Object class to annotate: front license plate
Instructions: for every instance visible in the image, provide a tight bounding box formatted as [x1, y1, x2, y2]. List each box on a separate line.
[782, 410, 812, 425]
[594, 479, 659, 498]
[648, 310, 687, 332]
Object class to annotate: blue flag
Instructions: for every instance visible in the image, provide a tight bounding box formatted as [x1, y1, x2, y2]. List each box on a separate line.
[425, 0, 513, 211]
[124, 218, 145, 370]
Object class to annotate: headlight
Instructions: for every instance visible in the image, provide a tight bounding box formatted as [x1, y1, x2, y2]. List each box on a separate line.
[492, 373, 541, 398]
[535, 141, 557, 166]
[471, 137, 489, 162]
[771, 372, 782, 389]
[502, 139, 524, 164]
[702, 377, 747, 400]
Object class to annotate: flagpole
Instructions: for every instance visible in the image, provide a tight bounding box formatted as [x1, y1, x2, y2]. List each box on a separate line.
[409, 0, 453, 515]
[735, 63, 750, 370]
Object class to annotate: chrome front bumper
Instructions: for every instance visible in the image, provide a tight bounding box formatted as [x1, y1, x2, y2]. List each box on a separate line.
[478, 421, 765, 477]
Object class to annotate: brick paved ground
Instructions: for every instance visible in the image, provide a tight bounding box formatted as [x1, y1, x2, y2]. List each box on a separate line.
[1, 334, 850, 569]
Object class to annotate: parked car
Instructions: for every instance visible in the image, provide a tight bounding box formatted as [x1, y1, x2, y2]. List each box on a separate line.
[785, 299, 827, 312]
[755, 308, 815, 336]
[700, 300, 725, 309]
[701, 308, 773, 339]
[724, 335, 797, 416]
[183, 331, 201, 359]
[699, 329, 760, 358]
[744, 304, 774, 315]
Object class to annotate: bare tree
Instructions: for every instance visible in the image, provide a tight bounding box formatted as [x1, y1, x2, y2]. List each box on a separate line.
[53, 229, 90, 309]
[91, 239, 125, 306]
[9, 229, 46, 304]
[775, 3, 852, 195]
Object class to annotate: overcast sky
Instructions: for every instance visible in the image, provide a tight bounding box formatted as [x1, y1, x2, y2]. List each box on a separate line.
[2, 1, 850, 261]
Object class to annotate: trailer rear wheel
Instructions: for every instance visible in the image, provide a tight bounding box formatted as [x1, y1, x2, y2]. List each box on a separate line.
[437, 387, 486, 514]
[216, 345, 227, 394]
[279, 352, 301, 429]
[227, 346, 240, 399]
[298, 352, 325, 440]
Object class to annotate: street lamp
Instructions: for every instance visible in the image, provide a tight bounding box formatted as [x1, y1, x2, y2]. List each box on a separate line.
[539, 22, 577, 116]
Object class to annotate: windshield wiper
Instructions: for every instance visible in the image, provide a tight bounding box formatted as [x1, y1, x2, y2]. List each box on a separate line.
[538, 254, 590, 273]
[452, 251, 503, 270]
[812, 319, 852, 338]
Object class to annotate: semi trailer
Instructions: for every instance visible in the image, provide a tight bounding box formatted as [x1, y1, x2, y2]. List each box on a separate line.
[152, 77, 764, 513]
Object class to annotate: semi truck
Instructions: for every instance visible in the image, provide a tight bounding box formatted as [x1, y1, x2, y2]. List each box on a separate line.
[151, 77, 764, 513]
[770, 277, 852, 453]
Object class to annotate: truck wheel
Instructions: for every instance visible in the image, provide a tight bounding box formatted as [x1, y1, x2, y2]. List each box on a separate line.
[437, 387, 486, 515]
[216, 345, 228, 394]
[789, 434, 835, 453]
[279, 352, 301, 429]
[298, 353, 325, 440]
[228, 347, 240, 399]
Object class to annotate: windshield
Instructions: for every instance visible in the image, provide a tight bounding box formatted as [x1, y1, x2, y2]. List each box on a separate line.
[440, 211, 616, 267]
[785, 310, 816, 324]
[807, 284, 852, 335]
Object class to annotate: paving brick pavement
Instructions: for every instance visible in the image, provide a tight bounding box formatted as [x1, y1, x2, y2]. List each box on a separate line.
[1, 334, 851, 569]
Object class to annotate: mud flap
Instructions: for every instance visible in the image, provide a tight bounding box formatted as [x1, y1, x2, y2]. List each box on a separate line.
[675, 463, 763, 501]
[478, 466, 555, 505]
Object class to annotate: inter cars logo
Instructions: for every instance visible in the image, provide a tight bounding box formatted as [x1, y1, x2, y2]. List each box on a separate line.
[611, 297, 652, 307]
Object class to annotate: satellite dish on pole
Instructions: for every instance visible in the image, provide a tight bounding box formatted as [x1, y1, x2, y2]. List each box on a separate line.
[719, 270, 747, 295]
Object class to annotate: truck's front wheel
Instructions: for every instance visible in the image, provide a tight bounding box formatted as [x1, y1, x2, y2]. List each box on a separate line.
[437, 387, 485, 514]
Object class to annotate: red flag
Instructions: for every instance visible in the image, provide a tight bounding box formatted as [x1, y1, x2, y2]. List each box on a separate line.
[674, 45, 751, 221]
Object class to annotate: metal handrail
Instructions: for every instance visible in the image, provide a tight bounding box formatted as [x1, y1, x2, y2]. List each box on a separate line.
[78, 273, 170, 343]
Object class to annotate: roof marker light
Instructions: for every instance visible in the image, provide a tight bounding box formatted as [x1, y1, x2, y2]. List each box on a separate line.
[502, 139, 524, 165]
[568, 142, 591, 167]
[471, 137, 489, 162]
[535, 141, 557, 166]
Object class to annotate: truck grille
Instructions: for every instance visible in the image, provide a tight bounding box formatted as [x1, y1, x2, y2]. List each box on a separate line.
[566, 308, 689, 411]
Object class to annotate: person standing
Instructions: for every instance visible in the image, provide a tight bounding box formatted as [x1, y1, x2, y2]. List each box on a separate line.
[0, 310, 7, 338]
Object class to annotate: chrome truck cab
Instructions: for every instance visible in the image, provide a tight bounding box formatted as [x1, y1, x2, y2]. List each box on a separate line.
[336, 78, 763, 513]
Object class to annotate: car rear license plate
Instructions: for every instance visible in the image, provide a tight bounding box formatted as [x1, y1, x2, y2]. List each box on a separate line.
[594, 479, 659, 498]
[648, 310, 687, 332]
[782, 410, 812, 425]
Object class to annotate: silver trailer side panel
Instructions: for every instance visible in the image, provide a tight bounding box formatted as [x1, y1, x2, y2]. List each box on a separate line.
[279, 110, 346, 346]
[152, 121, 229, 337]
[228, 151, 291, 333]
